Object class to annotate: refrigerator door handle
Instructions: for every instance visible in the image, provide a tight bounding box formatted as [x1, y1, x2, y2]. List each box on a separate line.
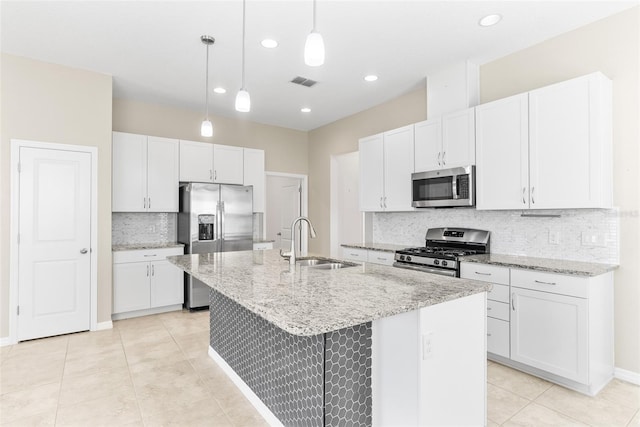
[220, 201, 225, 241]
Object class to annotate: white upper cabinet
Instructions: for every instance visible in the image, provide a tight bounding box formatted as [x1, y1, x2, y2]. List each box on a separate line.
[475, 93, 529, 210]
[359, 125, 414, 212]
[476, 72, 612, 210]
[112, 132, 178, 212]
[179, 140, 214, 182]
[243, 148, 265, 212]
[414, 108, 475, 172]
[179, 141, 243, 184]
[213, 144, 244, 184]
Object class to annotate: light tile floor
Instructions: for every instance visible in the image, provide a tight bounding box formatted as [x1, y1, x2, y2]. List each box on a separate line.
[1, 310, 638, 426]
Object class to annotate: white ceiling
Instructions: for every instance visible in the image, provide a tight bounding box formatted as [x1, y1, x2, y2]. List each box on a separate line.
[1, 1, 637, 131]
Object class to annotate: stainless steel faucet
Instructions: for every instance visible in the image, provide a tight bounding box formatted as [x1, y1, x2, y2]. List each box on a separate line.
[280, 216, 317, 265]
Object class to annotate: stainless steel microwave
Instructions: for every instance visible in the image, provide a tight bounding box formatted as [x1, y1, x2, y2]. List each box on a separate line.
[411, 165, 475, 208]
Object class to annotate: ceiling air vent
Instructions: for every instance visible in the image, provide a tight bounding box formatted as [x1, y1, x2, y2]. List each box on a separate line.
[290, 76, 318, 87]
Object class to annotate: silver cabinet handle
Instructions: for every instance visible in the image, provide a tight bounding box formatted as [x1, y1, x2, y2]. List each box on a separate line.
[487, 333, 492, 337]
[437, 152, 441, 166]
[148, 197, 151, 209]
[143, 198, 147, 209]
[143, 254, 156, 257]
[522, 187, 526, 204]
[511, 293, 515, 311]
[487, 307, 492, 311]
[380, 197, 383, 208]
[152, 264, 155, 276]
[475, 271, 491, 276]
[209, 170, 213, 181]
[383, 196, 387, 208]
[214, 170, 217, 181]
[531, 187, 535, 204]
[80, 248, 88, 254]
[147, 265, 149, 277]
[442, 151, 446, 165]
[534, 279, 556, 286]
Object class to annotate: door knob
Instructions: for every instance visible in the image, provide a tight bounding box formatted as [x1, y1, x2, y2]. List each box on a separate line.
[80, 248, 88, 254]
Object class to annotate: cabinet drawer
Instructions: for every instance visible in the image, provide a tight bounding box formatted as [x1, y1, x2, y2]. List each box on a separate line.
[367, 250, 395, 266]
[342, 247, 368, 262]
[460, 263, 509, 285]
[113, 247, 184, 264]
[487, 317, 509, 358]
[488, 283, 509, 303]
[487, 300, 510, 321]
[511, 268, 587, 298]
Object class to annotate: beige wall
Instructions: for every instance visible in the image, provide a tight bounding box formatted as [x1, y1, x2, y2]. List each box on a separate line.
[113, 98, 308, 175]
[480, 7, 640, 374]
[0, 54, 114, 336]
[307, 88, 427, 255]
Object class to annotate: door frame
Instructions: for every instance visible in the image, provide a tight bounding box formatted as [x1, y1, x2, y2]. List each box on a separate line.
[9, 139, 98, 344]
[265, 171, 309, 254]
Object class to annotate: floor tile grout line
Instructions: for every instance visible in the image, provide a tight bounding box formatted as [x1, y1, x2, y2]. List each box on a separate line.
[53, 336, 71, 426]
[119, 324, 146, 426]
[627, 408, 639, 427]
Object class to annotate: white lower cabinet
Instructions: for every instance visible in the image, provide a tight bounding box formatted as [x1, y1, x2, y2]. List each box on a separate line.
[341, 247, 394, 266]
[461, 261, 614, 396]
[113, 247, 184, 319]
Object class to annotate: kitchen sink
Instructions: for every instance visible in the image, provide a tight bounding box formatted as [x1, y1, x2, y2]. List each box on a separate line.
[295, 257, 358, 269]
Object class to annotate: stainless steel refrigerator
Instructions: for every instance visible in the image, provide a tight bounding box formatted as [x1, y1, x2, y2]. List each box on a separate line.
[178, 183, 253, 309]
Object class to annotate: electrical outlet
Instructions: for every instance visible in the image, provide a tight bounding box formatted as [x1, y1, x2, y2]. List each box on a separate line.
[150, 225, 156, 233]
[422, 332, 433, 360]
[581, 232, 606, 247]
[549, 230, 560, 245]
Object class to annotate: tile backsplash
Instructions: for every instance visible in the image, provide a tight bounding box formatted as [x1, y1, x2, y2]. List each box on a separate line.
[112, 213, 177, 246]
[372, 208, 619, 264]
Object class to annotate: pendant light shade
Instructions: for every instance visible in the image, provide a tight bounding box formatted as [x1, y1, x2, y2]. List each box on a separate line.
[200, 35, 215, 137]
[200, 119, 213, 137]
[235, 89, 251, 113]
[236, 0, 251, 112]
[304, 30, 325, 66]
[304, 0, 324, 66]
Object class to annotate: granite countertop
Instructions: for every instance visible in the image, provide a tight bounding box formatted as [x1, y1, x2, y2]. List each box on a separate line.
[341, 242, 409, 253]
[112, 242, 185, 251]
[167, 250, 491, 337]
[461, 254, 618, 277]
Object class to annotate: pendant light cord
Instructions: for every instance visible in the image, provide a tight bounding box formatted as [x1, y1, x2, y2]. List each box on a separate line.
[241, 0, 246, 90]
[205, 43, 210, 118]
[312, 0, 317, 31]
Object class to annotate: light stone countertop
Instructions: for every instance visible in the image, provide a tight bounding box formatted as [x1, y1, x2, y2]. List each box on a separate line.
[341, 242, 410, 253]
[112, 243, 185, 251]
[167, 249, 491, 336]
[461, 254, 618, 277]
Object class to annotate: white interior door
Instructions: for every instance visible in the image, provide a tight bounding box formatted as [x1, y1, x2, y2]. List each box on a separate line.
[18, 147, 92, 341]
[266, 175, 302, 251]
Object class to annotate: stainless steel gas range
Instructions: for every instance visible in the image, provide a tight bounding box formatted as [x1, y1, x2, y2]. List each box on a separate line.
[393, 227, 490, 277]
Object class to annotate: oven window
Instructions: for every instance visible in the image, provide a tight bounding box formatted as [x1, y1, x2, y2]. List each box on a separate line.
[413, 176, 453, 201]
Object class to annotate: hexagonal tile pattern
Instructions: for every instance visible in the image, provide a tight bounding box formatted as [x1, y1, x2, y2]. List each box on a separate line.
[210, 289, 372, 427]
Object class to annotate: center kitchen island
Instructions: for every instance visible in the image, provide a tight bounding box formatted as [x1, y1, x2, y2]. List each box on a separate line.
[168, 250, 491, 427]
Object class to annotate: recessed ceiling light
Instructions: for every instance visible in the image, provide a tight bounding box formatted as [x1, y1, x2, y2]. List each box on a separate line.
[364, 75, 378, 82]
[479, 14, 502, 27]
[213, 87, 226, 94]
[261, 39, 278, 48]
[301, 107, 311, 113]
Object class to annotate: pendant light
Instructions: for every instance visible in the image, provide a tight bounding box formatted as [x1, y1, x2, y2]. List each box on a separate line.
[235, 0, 251, 112]
[200, 35, 215, 137]
[304, 0, 324, 66]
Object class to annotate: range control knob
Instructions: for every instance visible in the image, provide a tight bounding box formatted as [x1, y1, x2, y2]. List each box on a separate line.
[433, 259, 440, 265]
[406, 256, 412, 262]
[442, 260, 448, 267]
[399, 255, 405, 261]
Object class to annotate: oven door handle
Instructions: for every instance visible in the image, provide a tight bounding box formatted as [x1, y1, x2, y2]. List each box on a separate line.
[393, 262, 457, 277]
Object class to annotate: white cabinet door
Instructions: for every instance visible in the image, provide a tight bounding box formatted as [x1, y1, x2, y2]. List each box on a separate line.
[112, 132, 147, 212]
[243, 148, 265, 212]
[147, 136, 179, 212]
[414, 119, 441, 172]
[511, 287, 588, 383]
[487, 317, 510, 358]
[113, 262, 151, 314]
[529, 73, 611, 209]
[150, 260, 184, 308]
[442, 109, 475, 168]
[383, 125, 414, 211]
[359, 134, 384, 211]
[475, 93, 529, 210]
[179, 140, 213, 182]
[213, 144, 244, 184]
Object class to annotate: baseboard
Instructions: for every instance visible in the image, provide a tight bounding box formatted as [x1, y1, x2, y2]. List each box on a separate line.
[614, 367, 640, 385]
[0, 336, 14, 347]
[208, 346, 283, 427]
[95, 321, 113, 331]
